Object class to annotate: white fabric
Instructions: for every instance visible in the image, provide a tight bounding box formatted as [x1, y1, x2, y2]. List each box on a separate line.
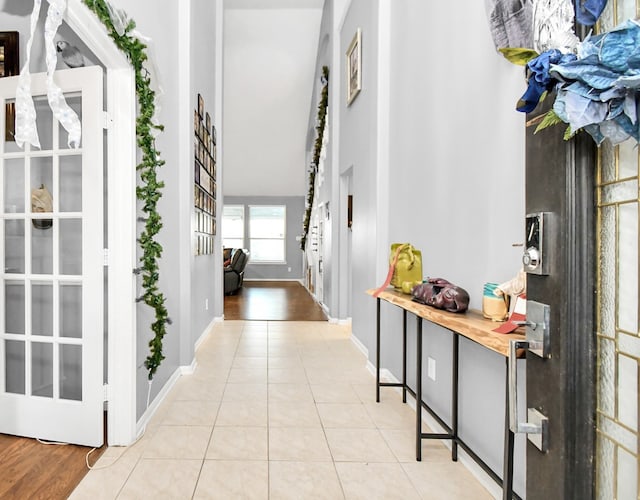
[532, 0, 580, 53]
[15, 0, 42, 149]
[45, 0, 81, 148]
[15, 0, 82, 150]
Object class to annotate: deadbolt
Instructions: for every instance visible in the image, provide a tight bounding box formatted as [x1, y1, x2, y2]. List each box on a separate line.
[523, 213, 551, 275]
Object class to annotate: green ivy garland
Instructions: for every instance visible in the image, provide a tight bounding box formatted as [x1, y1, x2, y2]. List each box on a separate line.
[301, 66, 329, 251]
[83, 0, 170, 380]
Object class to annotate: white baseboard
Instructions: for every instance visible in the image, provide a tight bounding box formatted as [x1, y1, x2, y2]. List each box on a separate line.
[136, 367, 182, 436]
[135, 316, 217, 437]
[350, 334, 369, 358]
[214, 315, 224, 323]
[375, 370, 502, 499]
[181, 358, 197, 375]
[244, 278, 303, 283]
[327, 316, 352, 325]
[195, 317, 217, 351]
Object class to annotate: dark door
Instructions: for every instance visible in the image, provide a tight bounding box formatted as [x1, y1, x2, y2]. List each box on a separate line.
[521, 96, 596, 499]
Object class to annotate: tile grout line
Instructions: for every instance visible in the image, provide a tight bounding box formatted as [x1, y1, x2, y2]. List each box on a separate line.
[192, 319, 235, 500]
[266, 320, 272, 500]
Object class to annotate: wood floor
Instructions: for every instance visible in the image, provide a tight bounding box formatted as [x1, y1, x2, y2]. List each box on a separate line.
[0, 433, 105, 499]
[224, 280, 328, 321]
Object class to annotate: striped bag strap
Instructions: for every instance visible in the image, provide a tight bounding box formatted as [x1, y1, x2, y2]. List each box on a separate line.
[373, 244, 409, 297]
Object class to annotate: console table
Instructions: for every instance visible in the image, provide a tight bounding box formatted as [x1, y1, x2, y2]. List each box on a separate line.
[367, 288, 525, 500]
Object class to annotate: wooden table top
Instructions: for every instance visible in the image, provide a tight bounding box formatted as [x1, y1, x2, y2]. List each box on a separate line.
[367, 288, 526, 358]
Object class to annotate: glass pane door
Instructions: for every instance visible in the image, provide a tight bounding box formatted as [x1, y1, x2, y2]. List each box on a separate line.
[0, 66, 104, 447]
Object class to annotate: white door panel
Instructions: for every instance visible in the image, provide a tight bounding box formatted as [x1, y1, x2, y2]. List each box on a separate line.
[0, 66, 104, 447]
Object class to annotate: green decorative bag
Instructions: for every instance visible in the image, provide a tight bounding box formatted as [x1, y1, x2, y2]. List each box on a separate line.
[374, 243, 423, 296]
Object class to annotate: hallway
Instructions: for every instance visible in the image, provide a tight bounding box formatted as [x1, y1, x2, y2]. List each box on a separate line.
[71, 321, 492, 499]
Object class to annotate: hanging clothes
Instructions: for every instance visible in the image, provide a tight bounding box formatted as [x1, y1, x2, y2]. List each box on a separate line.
[485, 0, 534, 50]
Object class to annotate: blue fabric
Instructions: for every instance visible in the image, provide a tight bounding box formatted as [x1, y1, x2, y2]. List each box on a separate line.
[516, 50, 577, 113]
[517, 19, 640, 144]
[575, 0, 608, 27]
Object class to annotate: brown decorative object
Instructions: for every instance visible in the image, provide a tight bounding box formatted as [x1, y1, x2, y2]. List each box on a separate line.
[0, 32, 19, 142]
[347, 194, 353, 229]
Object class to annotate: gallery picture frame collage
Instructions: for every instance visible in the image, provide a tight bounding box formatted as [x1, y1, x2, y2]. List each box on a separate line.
[194, 93, 217, 256]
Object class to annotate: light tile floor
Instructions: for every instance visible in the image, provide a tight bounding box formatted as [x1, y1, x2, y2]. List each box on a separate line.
[71, 321, 494, 499]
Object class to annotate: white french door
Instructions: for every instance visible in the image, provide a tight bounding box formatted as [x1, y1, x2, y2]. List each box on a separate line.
[0, 66, 104, 447]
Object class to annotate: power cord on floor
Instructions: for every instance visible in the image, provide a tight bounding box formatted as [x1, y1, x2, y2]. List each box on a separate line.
[36, 438, 70, 446]
[85, 379, 153, 471]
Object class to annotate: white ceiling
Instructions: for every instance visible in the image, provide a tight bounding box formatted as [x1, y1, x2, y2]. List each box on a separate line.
[222, 4, 323, 197]
[225, 0, 325, 10]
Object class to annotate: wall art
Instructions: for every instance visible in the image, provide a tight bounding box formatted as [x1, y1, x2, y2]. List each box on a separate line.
[346, 28, 361, 105]
[194, 93, 217, 255]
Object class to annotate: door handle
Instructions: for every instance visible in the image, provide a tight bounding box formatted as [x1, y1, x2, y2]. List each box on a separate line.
[508, 339, 549, 452]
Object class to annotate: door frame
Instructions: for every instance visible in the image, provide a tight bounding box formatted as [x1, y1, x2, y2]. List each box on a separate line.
[66, 1, 138, 446]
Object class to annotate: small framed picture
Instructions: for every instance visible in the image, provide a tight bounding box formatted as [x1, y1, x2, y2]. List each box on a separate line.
[0, 32, 19, 78]
[212, 125, 217, 145]
[205, 112, 211, 130]
[346, 28, 362, 106]
[0, 32, 19, 141]
[197, 93, 204, 117]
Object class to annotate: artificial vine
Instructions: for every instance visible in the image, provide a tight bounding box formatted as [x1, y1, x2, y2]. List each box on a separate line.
[301, 65, 329, 251]
[83, 0, 170, 380]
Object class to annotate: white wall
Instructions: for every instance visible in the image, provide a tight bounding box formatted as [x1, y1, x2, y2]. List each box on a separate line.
[223, 8, 322, 197]
[112, 0, 186, 419]
[115, 0, 220, 419]
[307, 0, 529, 495]
[189, 0, 220, 357]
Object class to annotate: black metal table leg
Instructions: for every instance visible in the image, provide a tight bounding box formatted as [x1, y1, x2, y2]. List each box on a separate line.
[402, 309, 407, 403]
[376, 298, 381, 403]
[503, 359, 515, 499]
[416, 315, 422, 461]
[452, 334, 459, 462]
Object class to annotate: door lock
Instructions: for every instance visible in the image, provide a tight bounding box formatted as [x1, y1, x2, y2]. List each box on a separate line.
[523, 212, 551, 275]
[522, 247, 540, 269]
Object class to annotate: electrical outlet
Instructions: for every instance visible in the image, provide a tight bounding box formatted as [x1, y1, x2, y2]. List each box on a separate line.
[288, 267, 292, 272]
[427, 357, 436, 381]
[205, 298, 209, 310]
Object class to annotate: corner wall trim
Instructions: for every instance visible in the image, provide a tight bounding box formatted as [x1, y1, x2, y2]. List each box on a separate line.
[181, 359, 197, 375]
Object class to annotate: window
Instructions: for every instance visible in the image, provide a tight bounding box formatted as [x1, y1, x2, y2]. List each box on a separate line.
[222, 205, 244, 249]
[249, 205, 286, 263]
